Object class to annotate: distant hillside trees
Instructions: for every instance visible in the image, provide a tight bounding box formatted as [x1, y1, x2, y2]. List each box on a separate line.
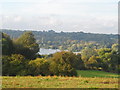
[2, 29, 118, 52]
[2, 32, 119, 76]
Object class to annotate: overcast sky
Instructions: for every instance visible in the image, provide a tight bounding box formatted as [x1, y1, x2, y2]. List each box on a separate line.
[0, 0, 119, 34]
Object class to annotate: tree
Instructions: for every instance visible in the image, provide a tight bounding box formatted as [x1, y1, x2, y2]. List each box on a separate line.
[2, 33, 14, 55]
[14, 32, 39, 59]
[81, 47, 97, 68]
[2, 54, 28, 76]
[28, 58, 50, 76]
[112, 44, 119, 51]
[86, 56, 100, 70]
[49, 51, 80, 76]
[97, 48, 119, 72]
[2, 55, 11, 75]
[49, 60, 77, 76]
[60, 51, 85, 69]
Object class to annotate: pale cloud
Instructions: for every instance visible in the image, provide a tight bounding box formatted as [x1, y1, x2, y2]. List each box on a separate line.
[1, 15, 117, 34]
[0, 0, 119, 3]
[14, 16, 21, 22]
[0, 0, 118, 34]
[22, 3, 64, 15]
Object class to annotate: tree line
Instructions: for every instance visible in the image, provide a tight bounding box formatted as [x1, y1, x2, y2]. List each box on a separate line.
[2, 29, 118, 52]
[1, 31, 120, 76]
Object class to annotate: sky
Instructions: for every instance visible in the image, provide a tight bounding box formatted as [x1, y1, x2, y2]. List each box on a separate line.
[0, 0, 119, 34]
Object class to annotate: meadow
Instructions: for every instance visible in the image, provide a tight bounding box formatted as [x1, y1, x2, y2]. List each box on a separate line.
[2, 70, 119, 88]
[77, 70, 119, 78]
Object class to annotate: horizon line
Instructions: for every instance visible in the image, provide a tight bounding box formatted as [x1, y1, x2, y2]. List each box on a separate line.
[1, 28, 118, 35]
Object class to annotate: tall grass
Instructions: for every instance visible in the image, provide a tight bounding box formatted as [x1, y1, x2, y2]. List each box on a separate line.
[2, 76, 118, 88]
[2, 70, 119, 88]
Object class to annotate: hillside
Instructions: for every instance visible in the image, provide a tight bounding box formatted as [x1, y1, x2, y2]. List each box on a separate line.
[1, 29, 118, 52]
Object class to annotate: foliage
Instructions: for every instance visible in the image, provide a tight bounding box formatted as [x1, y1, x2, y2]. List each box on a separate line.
[81, 47, 98, 68]
[2, 29, 118, 52]
[14, 32, 39, 59]
[112, 44, 119, 51]
[97, 48, 119, 72]
[1, 31, 119, 76]
[2, 54, 28, 76]
[2, 33, 14, 55]
[49, 51, 78, 76]
[80, 47, 119, 73]
[86, 56, 100, 70]
[28, 58, 50, 76]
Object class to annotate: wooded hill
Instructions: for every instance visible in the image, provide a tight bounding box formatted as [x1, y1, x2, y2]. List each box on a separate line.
[2, 29, 118, 51]
[2, 30, 119, 76]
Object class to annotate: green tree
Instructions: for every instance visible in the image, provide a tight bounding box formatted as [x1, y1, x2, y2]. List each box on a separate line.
[81, 47, 97, 68]
[14, 32, 39, 59]
[49, 51, 78, 76]
[2, 54, 28, 76]
[86, 56, 101, 70]
[97, 48, 118, 72]
[60, 51, 84, 69]
[2, 33, 14, 55]
[112, 44, 119, 51]
[28, 58, 50, 76]
[2, 55, 11, 75]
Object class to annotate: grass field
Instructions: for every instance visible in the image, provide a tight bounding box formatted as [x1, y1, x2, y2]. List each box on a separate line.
[77, 70, 119, 78]
[2, 70, 119, 88]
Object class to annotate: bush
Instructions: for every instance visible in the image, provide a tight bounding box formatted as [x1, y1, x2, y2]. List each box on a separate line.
[49, 51, 78, 76]
[28, 58, 50, 76]
[2, 54, 28, 76]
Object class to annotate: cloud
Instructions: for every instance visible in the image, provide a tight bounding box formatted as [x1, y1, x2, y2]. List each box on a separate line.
[1, 0, 117, 16]
[1, 14, 117, 34]
[0, 0, 118, 3]
[14, 16, 21, 22]
[0, 0, 118, 34]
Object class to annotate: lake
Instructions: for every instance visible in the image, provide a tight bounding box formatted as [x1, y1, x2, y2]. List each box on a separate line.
[38, 48, 62, 55]
[38, 48, 80, 55]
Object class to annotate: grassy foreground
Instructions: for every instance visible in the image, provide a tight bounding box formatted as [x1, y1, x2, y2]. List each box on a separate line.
[2, 70, 119, 88]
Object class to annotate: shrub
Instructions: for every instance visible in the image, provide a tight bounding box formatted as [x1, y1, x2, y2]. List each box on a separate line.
[28, 58, 50, 76]
[49, 51, 77, 76]
[2, 54, 28, 76]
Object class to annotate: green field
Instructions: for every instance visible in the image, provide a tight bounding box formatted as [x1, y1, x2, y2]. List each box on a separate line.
[77, 70, 119, 78]
[2, 70, 119, 88]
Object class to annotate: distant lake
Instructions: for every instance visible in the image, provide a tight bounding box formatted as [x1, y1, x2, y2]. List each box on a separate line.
[38, 48, 80, 55]
[38, 48, 62, 55]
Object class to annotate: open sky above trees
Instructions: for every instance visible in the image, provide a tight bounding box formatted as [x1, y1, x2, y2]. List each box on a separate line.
[0, 0, 118, 34]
